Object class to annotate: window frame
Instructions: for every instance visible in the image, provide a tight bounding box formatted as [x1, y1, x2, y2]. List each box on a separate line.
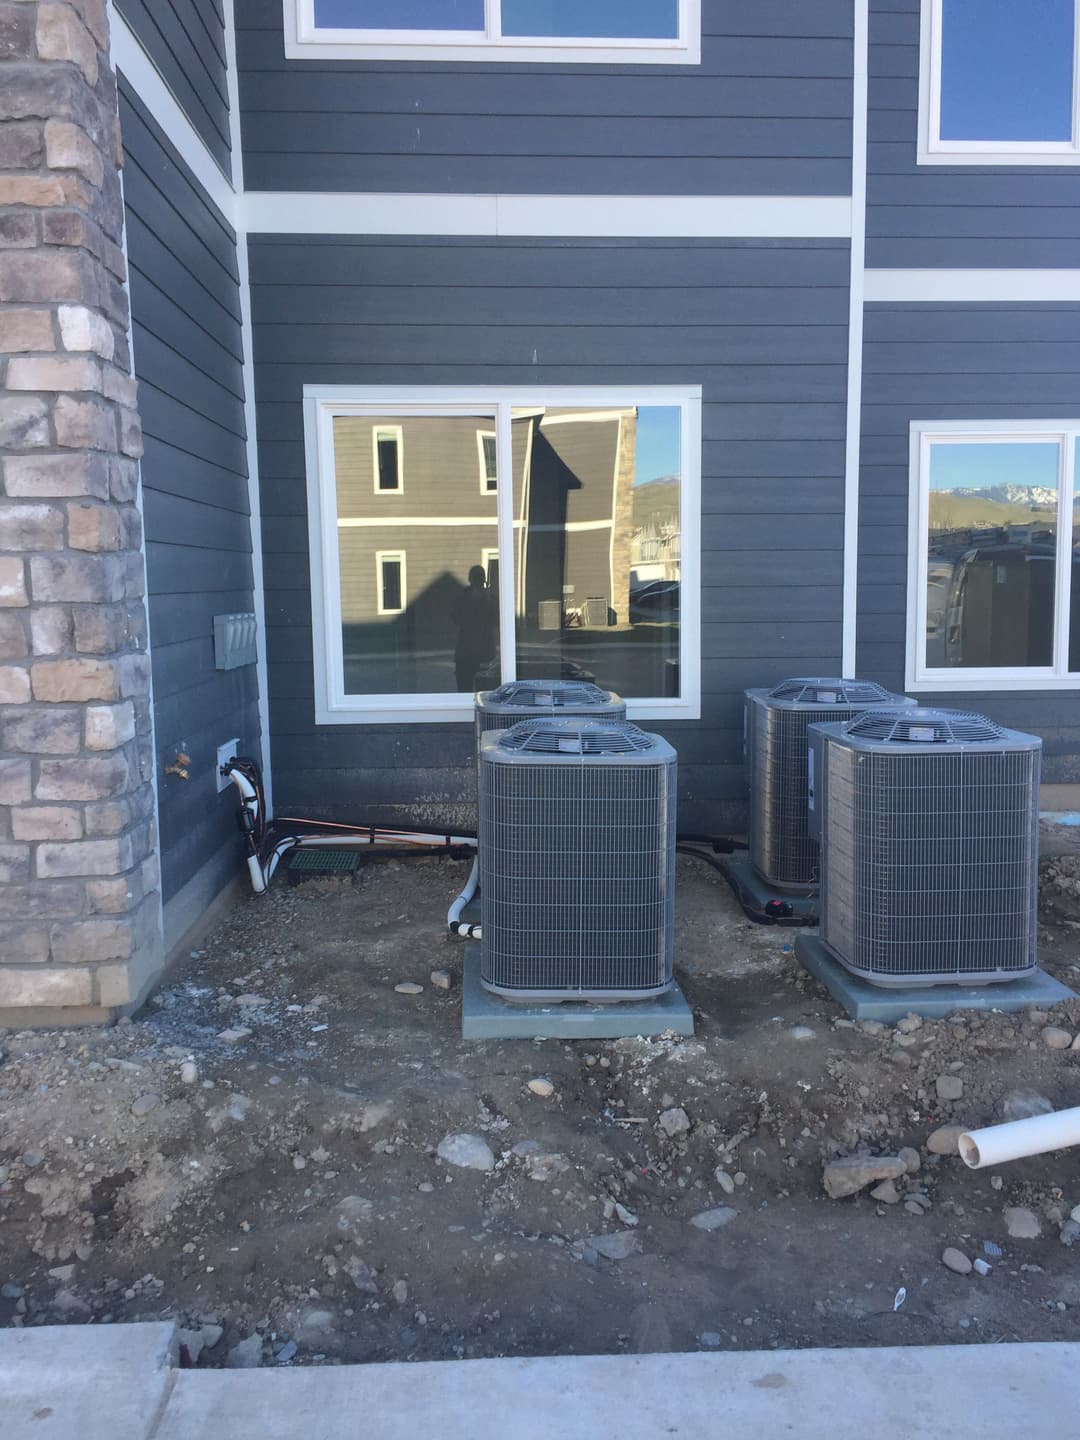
[375, 549, 407, 615]
[917, 0, 1080, 166]
[907, 419, 1080, 692]
[372, 424, 404, 494]
[283, 0, 701, 65]
[304, 384, 702, 725]
[477, 429, 498, 495]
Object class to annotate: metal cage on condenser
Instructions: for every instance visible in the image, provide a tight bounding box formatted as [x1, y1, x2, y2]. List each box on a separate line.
[809, 708, 1041, 988]
[744, 677, 915, 890]
[479, 719, 676, 1002]
[474, 680, 626, 756]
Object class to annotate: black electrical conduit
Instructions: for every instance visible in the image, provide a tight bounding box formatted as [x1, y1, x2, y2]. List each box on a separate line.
[222, 757, 774, 924]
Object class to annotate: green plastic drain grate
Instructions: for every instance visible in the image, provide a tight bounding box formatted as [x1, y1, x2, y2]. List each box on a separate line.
[286, 848, 360, 884]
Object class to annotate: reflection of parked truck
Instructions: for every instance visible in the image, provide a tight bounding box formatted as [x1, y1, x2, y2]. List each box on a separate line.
[942, 540, 1057, 669]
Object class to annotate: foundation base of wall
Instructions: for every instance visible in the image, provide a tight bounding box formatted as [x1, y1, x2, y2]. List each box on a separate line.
[0, 875, 248, 1031]
[0, 1005, 115, 1030]
[795, 933, 1075, 1022]
[461, 947, 694, 1040]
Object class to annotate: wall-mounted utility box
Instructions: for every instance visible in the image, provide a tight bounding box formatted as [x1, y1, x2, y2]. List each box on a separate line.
[213, 612, 257, 670]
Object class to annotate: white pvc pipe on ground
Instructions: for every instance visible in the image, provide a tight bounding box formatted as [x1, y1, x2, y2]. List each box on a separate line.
[958, 1107, 1080, 1169]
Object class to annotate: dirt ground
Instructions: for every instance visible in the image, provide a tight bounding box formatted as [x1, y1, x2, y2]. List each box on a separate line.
[2, 844, 1080, 1367]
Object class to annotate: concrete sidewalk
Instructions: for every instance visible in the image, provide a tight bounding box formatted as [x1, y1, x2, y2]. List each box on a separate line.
[5, 1323, 1079, 1439]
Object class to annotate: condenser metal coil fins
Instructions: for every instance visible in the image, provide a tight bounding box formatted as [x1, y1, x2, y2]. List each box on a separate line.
[744, 676, 915, 889]
[808, 707, 1041, 988]
[479, 718, 676, 1003]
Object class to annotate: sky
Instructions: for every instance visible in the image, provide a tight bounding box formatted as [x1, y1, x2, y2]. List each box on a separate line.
[634, 406, 681, 485]
[929, 441, 1061, 492]
[940, 0, 1075, 142]
[314, 0, 677, 36]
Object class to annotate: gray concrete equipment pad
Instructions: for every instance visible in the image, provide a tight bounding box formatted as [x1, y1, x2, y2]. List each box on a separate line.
[3, 1322, 176, 1440]
[796, 932, 1074, 1021]
[461, 946, 693, 1039]
[5, 1322, 1080, 1439]
[157, 1335, 1080, 1440]
[712, 849, 819, 924]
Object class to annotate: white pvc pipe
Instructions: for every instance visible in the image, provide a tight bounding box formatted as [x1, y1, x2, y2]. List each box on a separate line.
[447, 855, 480, 936]
[959, 1107, 1080, 1169]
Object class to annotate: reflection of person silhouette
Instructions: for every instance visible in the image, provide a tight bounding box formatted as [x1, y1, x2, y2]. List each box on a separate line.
[453, 565, 497, 691]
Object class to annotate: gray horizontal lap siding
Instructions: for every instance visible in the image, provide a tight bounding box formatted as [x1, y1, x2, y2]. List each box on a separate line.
[867, 0, 1080, 268]
[117, 0, 232, 177]
[120, 86, 260, 924]
[236, 0, 853, 195]
[857, 301, 1080, 779]
[251, 236, 850, 833]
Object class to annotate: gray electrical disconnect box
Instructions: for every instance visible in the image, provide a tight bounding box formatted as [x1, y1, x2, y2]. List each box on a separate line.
[213, 612, 258, 670]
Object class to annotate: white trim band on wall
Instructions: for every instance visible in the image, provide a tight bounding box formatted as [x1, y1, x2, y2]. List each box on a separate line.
[241, 192, 854, 239]
[866, 270, 1080, 303]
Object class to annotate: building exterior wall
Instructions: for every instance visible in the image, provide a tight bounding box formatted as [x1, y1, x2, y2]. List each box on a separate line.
[118, 84, 261, 950]
[115, 0, 231, 176]
[236, 0, 854, 195]
[857, 300, 1080, 781]
[866, 0, 1080, 268]
[253, 235, 850, 833]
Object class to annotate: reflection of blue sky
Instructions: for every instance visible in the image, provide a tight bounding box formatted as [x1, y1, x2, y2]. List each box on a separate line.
[930, 442, 1060, 492]
[314, 0, 676, 33]
[635, 407, 681, 485]
[502, 0, 676, 38]
[315, 0, 484, 27]
[941, 0, 1074, 142]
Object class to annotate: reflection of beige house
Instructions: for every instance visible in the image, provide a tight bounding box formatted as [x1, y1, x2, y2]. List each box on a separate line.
[332, 409, 637, 660]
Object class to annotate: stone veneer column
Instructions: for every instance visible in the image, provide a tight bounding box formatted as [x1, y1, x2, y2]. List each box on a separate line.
[0, 0, 162, 1021]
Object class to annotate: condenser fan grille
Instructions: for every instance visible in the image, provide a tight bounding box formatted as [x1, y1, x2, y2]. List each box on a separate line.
[474, 681, 626, 763]
[844, 709, 1006, 745]
[767, 677, 896, 705]
[498, 721, 656, 756]
[484, 680, 614, 709]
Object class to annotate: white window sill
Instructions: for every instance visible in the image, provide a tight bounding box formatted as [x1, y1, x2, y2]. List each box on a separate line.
[315, 697, 701, 726]
[907, 674, 1080, 694]
[917, 146, 1080, 167]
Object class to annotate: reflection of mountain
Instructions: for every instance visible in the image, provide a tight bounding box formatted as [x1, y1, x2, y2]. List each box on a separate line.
[949, 483, 1061, 507]
[631, 477, 680, 587]
[929, 491, 1057, 530]
[633, 475, 679, 527]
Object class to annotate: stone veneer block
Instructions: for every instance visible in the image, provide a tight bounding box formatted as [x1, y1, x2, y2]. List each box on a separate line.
[0, 0, 162, 1022]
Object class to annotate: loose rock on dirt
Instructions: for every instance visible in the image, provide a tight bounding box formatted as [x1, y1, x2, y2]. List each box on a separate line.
[822, 1155, 907, 1200]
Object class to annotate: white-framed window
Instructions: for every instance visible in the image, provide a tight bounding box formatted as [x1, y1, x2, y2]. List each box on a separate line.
[376, 550, 406, 614]
[372, 425, 403, 493]
[907, 420, 1080, 692]
[304, 385, 701, 725]
[481, 545, 500, 590]
[918, 0, 1080, 165]
[283, 0, 700, 65]
[477, 430, 498, 494]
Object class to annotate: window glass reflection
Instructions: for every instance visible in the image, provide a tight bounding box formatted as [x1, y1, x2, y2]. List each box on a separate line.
[501, 0, 678, 38]
[940, 0, 1074, 142]
[926, 441, 1059, 669]
[510, 406, 681, 698]
[333, 415, 500, 694]
[314, 0, 484, 28]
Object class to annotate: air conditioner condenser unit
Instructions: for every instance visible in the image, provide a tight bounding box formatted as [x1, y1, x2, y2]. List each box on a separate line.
[479, 718, 676, 1002]
[808, 707, 1041, 987]
[744, 677, 915, 889]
